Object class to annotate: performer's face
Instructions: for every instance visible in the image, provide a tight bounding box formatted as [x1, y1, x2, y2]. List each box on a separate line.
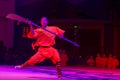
[40, 17, 48, 28]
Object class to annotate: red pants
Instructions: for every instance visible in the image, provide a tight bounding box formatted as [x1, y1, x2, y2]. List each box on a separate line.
[22, 47, 60, 67]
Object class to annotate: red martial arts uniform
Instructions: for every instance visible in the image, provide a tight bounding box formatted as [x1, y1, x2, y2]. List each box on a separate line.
[15, 17, 64, 79]
[60, 50, 68, 66]
[87, 56, 95, 67]
[101, 57, 107, 68]
[112, 58, 119, 68]
[108, 56, 119, 68]
[22, 26, 65, 67]
[95, 56, 102, 67]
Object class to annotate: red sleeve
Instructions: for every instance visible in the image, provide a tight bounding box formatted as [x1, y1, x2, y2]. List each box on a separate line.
[56, 27, 65, 35]
[27, 29, 38, 38]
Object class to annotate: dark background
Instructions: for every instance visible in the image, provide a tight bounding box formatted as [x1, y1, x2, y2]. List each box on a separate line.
[1, 0, 120, 66]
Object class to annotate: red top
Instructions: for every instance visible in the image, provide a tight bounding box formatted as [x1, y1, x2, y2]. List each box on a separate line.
[27, 26, 65, 46]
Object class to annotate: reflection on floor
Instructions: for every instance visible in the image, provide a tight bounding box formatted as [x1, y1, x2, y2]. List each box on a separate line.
[0, 65, 120, 80]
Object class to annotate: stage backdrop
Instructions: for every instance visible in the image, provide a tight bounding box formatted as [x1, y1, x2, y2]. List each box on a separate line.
[0, 0, 15, 48]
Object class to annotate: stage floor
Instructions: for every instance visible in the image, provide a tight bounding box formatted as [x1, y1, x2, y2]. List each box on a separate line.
[0, 65, 120, 80]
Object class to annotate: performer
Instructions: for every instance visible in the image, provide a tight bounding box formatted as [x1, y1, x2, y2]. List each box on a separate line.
[101, 54, 107, 68]
[107, 54, 119, 69]
[112, 56, 119, 69]
[15, 17, 65, 80]
[95, 53, 102, 68]
[60, 49, 69, 66]
[107, 54, 113, 68]
[87, 56, 95, 67]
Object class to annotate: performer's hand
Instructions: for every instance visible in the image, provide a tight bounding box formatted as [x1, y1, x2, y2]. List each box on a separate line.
[31, 43, 35, 50]
[58, 34, 64, 38]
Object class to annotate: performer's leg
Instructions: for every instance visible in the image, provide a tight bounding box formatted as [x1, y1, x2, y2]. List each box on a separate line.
[56, 61, 61, 79]
[50, 48, 61, 79]
[15, 50, 45, 69]
[22, 55, 45, 67]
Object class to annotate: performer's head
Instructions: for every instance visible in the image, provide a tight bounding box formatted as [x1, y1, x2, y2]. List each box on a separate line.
[40, 16, 48, 28]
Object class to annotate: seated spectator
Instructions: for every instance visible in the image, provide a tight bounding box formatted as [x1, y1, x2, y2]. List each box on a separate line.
[101, 54, 107, 68]
[95, 53, 102, 68]
[87, 56, 95, 67]
[60, 50, 68, 66]
[107, 54, 113, 68]
[112, 56, 119, 69]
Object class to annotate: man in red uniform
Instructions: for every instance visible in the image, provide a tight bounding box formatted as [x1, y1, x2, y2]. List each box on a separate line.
[107, 54, 119, 69]
[87, 56, 95, 67]
[95, 53, 102, 68]
[112, 56, 119, 69]
[101, 54, 107, 68]
[60, 50, 68, 66]
[15, 17, 65, 80]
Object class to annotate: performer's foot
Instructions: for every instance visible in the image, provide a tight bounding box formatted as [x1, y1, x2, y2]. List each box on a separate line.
[15, 65, 22, 69]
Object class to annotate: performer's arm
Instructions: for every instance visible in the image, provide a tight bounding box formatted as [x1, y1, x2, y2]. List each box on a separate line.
[29, 24, 35, 35]
[56, 27, 65, 38]
[27, 21, 36, 38]
[58, 34, 64, 38]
